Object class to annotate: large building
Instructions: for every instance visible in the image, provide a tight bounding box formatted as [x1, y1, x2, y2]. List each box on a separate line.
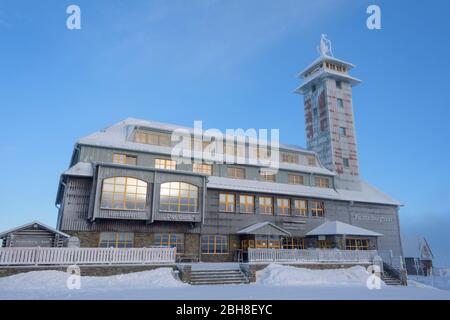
[55, 37, 403, 262]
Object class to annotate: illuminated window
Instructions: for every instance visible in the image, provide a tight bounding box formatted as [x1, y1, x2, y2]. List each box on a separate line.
[153, 234, 184, 253]
[201, 235, 228, 254]
[281, 152, 299, 164]
[219, 193, 235, 212]
[307, 156, 316, 166]
[193, 163, 212, 175]
[276, 198, 290, 216]
[99, 232, 134, 248]
[113, 153, 137, 166]
[260, 170, 276, 182]
[160, 182, 199, 213]
[239, 195, 254, 214]
[315, 177, 330, 188]
[319, 240, 331, 249]
[311, 201, 325, 218]
[288, 174, 304, 185]
[346, 238, 369, 250]
[259, 197, 273, 215]
[293, 199, 308, 217]
[282, 237, 305, 249]
[100, 177, 147, 210]
[155, 158, 176, 170]
[256, 235, 280, 248]
[134, 130, 171, 146]
[227, 166, 245, 179]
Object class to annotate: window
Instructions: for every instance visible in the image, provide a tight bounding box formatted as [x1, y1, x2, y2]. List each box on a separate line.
[113, 153, 137, 165]
[134, 130, 171, 146]
[343, 157, 350, 168]
[293, 199, 308, 217]
[239, 195, 254, 214]
[288, 174, 304, 185]
[193, 163, 212, 175]
[160, 182, 199, 213]
[346, 238, 369, 250]
[307, 156, 316, 166]
[337, 98, 344, 108]
[259, 197, 273, 215]
[201, 235, 228, 254]
[315, 177, 330, 188]
[311, 201, 325, 218]
[99, 232, 134, 248]
[260, 170, 276, 182]
[339, 127, 347, 137]
[312, 84, 316, 92]
[336, 80, 342, 89]
[155, 158, 176, 170]
[153, 234, 184, 253]
[281, 152, 299, 164]
[313, 108, 318, 117]
[276, 198, 290, 216]
[227, 166, 245, 179]
[256, 235, 280, 248]
[318, 240, 331, 249]
[219, 193, 235, 212]
[282, 237, 305, 249]
[100, 177, 147, 210]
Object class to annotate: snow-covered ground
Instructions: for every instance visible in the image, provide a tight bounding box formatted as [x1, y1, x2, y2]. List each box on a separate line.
[1, 265, 450, 300]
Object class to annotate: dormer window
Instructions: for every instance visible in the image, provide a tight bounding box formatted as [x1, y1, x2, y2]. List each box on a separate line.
[134, 129, 171, 147]
[113, 153, 137, 166]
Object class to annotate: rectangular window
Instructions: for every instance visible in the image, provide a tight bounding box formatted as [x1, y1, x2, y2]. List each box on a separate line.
[239, 195, 254, 214]
[336, 81, 342, 89]
[282, 237, 305, 249]
[319, 240, 331, 249]
[281, 152, 300, 164]
[259, 197, 273, 215]
[276, 198, 290, 216]
[337, 98, 344, 108]
[339, 127, 347, 137]
[343, 157, 350, 168]
[153, 233, 184, 253]
[315, 177, 330, 188]
[288, 174, 304, 185]
[219, 193, 235, 212]
[155, 158, 176, 170]
[307, 156, 316, 166]
[99, 232, 134, 248]
[193, 163, 212, 175]
[227, 166, 245, 179]
[113, 153, 137, 166]
[346, 238, 369, 250]
[311, 201, 325, 218]
[134, 130, 171, 147]
[293, 199, 308, 217]
[201, 235, 228, 254]
[260, 170, 276, 182]
[256, 235, 280, 249]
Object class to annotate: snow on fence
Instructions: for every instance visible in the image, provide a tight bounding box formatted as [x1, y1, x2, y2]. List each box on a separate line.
[0, 247, 176, 266]
[248, 248, 378, 263]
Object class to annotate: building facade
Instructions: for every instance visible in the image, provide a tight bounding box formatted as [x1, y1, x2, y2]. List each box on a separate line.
[55, 38, 403, 262]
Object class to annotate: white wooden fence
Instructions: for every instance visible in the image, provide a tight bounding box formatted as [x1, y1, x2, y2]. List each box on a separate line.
[248, 248, 378, 263]
[0, 247, 176, 266]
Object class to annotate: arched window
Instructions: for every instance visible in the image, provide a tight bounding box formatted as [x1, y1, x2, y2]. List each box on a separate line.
[100, 177, 147, 210]
[160, 182, 199, 213]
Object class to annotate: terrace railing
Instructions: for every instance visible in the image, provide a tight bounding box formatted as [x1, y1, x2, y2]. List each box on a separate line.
[0, 247, 176, 266]
[247, 248, 378, 263]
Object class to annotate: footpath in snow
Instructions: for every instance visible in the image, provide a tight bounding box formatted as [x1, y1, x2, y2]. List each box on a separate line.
[1, 264, 450, 300]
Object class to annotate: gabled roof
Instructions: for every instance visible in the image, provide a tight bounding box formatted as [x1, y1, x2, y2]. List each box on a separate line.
[0, 221, 70, 238]
[306, 221, 383, 237]
[402, 236, 434, 260]
[237, 222, 291, 236]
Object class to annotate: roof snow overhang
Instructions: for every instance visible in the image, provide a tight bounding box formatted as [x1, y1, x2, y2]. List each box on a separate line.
[0, 221, 71, 239]
[237, 222, 291, 236]
[306, 221, 383, 237]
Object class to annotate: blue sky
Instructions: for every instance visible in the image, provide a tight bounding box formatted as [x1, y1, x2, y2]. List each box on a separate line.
[0, 0, 449, 264]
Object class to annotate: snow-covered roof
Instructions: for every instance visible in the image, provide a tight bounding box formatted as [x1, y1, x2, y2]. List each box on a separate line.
[297, 55, 356, 78]
[237, 222, 291, 236]
[0, 221, 71, 238]
[77, 118, 335, 176]
[294, 69, 361, 94]
[207, 176, 400, 206]
[402, 236, 434, 260]
[63, 162, 94, 177]
[306, 221, 383, 237]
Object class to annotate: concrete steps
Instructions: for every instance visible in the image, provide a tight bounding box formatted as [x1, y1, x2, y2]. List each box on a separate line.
[382, 273, 403, 286]
[190, 269, 249, 285]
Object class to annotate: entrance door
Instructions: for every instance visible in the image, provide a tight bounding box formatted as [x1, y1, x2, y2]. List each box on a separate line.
[318, 240, 331, 249]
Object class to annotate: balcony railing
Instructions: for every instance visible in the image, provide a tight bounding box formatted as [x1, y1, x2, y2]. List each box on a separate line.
[0, 247, 176, 266]
[248, 248, 378, 263]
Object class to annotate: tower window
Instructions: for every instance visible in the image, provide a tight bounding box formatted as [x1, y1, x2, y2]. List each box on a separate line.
[339, 127, 347, 137]
[336, 80, 342, 89]
[312, 84, 316, 92]
[313, 108, 318, 117]
[337, 98, 344, 108]
[343, 158, 350, 168]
